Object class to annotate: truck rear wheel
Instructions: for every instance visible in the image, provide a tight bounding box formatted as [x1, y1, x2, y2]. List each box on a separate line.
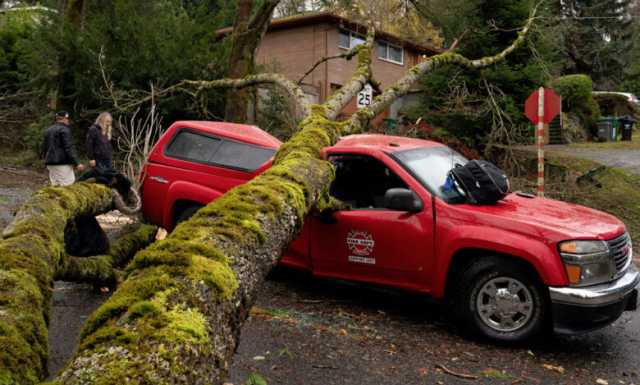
[452, 257, 547, 343]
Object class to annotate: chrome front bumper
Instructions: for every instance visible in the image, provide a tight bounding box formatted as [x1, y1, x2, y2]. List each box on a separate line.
[549, 265, 640, 307]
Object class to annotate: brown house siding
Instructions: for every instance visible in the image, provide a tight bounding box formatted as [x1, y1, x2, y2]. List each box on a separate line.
[256, 23, 331, 101]
[256, 22, 426, 102]
[248, 15, 437, 125]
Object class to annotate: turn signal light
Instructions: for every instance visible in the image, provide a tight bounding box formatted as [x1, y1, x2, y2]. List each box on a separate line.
[564, 264, 582, 285]
[559, 242, 577, 253]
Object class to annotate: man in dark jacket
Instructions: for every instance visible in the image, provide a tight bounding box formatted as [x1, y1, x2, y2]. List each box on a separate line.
[41, 111, 85, 186]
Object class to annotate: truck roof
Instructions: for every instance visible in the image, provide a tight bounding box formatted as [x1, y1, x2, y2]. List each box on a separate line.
[333, 134, 444, 153]
[166, 122, 443, 154]
[172, 121, 282, 149]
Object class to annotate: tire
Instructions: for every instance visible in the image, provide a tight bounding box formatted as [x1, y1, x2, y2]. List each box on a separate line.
[451, 257, 548, 343]
[174, 204, 203, 226]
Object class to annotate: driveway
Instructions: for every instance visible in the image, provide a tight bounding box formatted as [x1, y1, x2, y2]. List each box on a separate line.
[544, 144, 640, 175]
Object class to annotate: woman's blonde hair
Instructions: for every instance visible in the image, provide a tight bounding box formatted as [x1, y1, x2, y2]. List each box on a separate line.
[95, 112, 113, 140]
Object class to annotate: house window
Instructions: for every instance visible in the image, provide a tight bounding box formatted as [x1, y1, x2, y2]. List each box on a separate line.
[338, 29, 366, 49]
[377, 41, 404, 65]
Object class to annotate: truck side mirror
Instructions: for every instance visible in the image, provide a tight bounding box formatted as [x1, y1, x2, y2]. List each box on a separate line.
[383, 188, 423, 212]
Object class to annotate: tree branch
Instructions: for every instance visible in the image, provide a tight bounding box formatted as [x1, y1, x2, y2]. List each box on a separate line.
[248, 0, 279, 32]
[182, 74, 311, 118]
[323, 16, 376, 120]
[55, 224, 158, 286]
[298, 50, 359, 85]
[103, 72, 311, 118]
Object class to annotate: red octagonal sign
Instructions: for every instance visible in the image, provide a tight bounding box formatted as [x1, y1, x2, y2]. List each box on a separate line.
[525, 88, 561, 124]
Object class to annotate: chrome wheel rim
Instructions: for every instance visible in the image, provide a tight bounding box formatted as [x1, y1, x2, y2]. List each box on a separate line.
[476, 277, 534, 332]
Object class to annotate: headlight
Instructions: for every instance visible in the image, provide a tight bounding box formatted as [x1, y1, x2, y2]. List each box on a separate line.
[558, 240, 614, 287]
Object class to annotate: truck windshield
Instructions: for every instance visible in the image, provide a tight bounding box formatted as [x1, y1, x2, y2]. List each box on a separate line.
[393, 146, 469, 203]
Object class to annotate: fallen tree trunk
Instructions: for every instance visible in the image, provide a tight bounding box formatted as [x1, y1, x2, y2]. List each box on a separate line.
[55, 223, 159, 286]
[0, 184, 156, 384]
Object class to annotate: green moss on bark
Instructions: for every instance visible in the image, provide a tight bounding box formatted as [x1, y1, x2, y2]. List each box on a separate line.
[0, 183, 114, 384]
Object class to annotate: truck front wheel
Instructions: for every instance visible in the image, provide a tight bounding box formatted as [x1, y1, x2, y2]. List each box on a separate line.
[452, 257, 547, 343]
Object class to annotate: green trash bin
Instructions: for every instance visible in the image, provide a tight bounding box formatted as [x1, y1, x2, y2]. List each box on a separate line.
[597, 117, 620, 141]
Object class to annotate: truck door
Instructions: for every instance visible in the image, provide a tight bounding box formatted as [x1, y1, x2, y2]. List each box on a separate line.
[309, 154, 435, 292]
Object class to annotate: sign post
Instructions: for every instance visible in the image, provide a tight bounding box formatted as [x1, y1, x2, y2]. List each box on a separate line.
[536, 87, 545, 197]
[357, 84, 373, 109]
[524, 87, 561, 198]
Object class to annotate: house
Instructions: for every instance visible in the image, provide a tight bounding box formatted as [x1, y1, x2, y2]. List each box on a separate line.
[217, 12, 440, 126]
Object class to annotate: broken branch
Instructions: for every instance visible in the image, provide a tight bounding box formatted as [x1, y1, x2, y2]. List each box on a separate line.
[436, 364, 479, 380]
[298, 50, 359, 85]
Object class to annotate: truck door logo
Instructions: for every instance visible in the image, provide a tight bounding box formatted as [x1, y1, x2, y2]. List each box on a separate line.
[347, 230, 375, 265]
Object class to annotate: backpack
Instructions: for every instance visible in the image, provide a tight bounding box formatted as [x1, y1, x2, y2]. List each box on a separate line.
[449, 160, 510, 205]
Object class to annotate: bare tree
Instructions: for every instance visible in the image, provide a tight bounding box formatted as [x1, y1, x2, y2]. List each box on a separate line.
[0, 3, 538, 384]
[115, 105, 164, 191]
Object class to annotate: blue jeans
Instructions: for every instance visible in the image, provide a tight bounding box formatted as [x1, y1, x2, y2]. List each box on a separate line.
[95, 158, 113, 172]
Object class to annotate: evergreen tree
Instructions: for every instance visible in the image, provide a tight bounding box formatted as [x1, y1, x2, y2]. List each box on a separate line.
[559, 0, 635, 90]
[411, 0, 561, 149]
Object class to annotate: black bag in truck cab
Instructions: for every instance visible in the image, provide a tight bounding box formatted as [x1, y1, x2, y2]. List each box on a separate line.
[449, 160, 510, 204]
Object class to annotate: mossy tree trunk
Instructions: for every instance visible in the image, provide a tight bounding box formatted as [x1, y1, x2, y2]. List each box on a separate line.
[0, 6, 538, 385]
[0, 184, 157, 384]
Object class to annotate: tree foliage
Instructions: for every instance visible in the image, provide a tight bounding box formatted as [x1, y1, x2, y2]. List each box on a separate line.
[551, 74, 600, 132]
[409, 0, 559, 150]
[622, 0, 640, 95]
[0, 0, 236, 151]
[557, 0, 636, 90]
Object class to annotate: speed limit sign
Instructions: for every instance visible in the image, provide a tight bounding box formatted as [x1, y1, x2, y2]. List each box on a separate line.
[357, 84, 373, 109]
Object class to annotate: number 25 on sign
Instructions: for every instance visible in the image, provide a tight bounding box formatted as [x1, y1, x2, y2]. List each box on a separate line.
[357, 84, 373, 109]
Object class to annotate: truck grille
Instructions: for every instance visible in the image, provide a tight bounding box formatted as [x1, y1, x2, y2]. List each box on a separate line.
[608, 232, 632, 277]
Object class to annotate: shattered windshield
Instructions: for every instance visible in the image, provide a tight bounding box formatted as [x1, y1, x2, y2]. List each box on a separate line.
[393, 146, 469, 203]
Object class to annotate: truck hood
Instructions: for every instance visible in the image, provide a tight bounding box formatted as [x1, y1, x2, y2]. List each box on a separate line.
[451, 193, 625, 241]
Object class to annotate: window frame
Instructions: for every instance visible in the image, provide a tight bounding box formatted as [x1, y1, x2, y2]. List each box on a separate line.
[164, 128, 276, 172]
[376, 40, 404, 66]
[338, 28, 367, 50]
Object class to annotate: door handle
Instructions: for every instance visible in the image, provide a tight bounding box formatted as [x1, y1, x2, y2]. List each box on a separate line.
[150, 176, 168, 184]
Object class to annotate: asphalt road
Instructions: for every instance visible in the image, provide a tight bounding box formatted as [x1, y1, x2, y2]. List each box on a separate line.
[45, 270, 639, 384]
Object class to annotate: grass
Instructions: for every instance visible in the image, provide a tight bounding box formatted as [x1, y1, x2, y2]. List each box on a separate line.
[567, 129, 640, 150]
[509, 152, 640, 245]
[0, 150, 42, 168]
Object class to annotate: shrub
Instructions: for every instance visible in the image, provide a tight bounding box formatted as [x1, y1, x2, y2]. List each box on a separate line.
[551, 74, 600, 133]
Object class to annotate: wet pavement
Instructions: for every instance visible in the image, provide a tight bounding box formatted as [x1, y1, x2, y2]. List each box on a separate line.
[2, 167, 639, 385]
[47, 282, 111, 377]
[530, 145, 640, 176]
[230, 270, 640, 385]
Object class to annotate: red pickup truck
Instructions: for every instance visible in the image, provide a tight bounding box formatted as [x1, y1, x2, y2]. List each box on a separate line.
[141, 121, 639, 342]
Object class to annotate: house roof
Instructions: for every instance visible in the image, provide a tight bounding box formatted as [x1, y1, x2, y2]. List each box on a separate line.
[216, 11, 441, 56]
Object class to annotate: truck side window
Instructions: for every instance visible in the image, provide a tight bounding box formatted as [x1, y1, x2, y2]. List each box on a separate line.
[165, 129, 276, 171]
[329, 155, 408, 209]
[165, 130, 221, 164]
